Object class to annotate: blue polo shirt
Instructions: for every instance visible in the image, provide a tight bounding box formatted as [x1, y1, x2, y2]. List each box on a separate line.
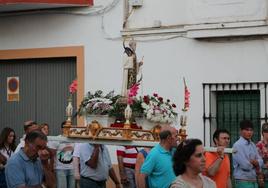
[5, 148, 43, 188]
[141, 144, 176, 188]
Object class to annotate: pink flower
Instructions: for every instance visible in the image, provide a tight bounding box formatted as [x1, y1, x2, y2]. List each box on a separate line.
[69, 79, 77, 94]
[128, 98, 134, 105]
[127, 83, 140, 105]
[184, 86, 190, 110]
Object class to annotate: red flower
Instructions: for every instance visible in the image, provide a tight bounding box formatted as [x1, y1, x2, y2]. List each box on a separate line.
[257, 143, 263, 150]
[172, 104, 176, 108]
[153, 93, 158, 97]
[127, 98, 134, 105]
[69, 79, 77, 94]
[158, 97, 163, 102]
[143, 95, 150, 104]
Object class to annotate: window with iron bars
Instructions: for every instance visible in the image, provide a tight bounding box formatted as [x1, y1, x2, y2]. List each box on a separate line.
[202, 82, 268, 147]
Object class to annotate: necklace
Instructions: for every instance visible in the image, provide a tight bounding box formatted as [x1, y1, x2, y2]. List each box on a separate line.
[4, 145, 12, 158]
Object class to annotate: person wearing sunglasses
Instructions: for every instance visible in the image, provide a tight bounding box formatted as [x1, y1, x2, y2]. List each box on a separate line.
[5, 130, 55, 188]
[15, 120, 39, 153]
[203, 129, 232, 188]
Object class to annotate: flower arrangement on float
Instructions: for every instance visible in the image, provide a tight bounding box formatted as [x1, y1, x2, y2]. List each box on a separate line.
[109, 83, 143, 122]
[76, 83, 179, 128]
[141, 93, 177, 123]
[78, 90, 120, 116]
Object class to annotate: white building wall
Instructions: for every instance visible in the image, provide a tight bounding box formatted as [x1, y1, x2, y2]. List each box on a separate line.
[0, 0, 268, 162]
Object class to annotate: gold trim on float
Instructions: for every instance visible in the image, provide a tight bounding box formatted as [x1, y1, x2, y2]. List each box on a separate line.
[62, 120, 188, 143]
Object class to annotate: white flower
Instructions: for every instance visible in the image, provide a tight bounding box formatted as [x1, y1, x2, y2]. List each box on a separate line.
[141, 94, 177, 123]
[78, 90, 118, 116]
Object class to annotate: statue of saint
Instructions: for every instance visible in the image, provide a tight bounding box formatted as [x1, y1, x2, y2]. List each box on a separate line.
[121, 39, 143, 97]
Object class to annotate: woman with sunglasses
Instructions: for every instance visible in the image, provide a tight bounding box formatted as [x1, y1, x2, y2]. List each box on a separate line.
[0, 127, 16, 188]
[170, 139, 216, 188]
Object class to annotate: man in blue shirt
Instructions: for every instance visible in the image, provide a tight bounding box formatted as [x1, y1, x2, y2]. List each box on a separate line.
[5, 131, 55, 188]
[233, 120, 263, 188]
[140, 125, 178, 188]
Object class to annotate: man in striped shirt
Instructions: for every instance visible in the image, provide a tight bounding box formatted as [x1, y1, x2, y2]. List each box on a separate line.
[117, 146, 138, 188]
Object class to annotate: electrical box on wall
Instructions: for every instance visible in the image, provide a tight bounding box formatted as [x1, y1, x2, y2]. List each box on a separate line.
[129, 0, 143, 7]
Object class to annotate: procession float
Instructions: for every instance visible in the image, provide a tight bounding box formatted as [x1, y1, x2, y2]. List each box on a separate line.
[57, 39, 189, 147]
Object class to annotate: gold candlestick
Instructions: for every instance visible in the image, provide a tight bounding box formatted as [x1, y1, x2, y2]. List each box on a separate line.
[179, 110, 188, 141]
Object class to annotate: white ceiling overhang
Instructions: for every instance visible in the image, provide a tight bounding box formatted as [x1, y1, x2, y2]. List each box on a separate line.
[0, 0, 93, 13]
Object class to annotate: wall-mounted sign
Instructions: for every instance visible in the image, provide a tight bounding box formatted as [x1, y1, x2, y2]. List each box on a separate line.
[7, 77, 19, 102]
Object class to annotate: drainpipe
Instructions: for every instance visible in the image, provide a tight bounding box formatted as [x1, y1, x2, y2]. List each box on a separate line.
[123, 0, 129, 29]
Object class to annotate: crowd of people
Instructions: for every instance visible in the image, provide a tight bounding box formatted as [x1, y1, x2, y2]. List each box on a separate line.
[0, 119, 268, 188]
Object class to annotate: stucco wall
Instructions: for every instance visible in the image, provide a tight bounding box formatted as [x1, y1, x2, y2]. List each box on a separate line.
[0, 0, 268, 163]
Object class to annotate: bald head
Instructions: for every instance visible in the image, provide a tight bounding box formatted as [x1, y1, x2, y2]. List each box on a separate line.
[159, 125, 178, 149]
[159, 125, 177, 140]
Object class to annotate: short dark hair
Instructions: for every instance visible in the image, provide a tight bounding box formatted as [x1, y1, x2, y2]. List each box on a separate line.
[240, 120, 253, 130]
[23, 120, 37, 132]
[173, 139, 203, 176]
[159, 130, 171, 140]
[213, 129, 230, 145]
[61, 121, 67, 129]
[25, 130, 47, 143]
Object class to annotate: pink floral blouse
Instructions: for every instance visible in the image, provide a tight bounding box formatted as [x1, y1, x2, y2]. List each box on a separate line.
[256, 140, 268, 179]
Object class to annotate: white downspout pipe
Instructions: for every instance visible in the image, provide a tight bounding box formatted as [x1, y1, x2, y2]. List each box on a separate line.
[123, 0, 129, 29]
